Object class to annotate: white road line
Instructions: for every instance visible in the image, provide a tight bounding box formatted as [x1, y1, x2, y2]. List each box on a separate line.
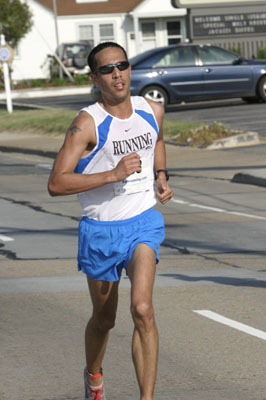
[35, 163, 52, 170]
[171, 197, 266, 221]
[194, 310, 266, 341]
[0, 235, 14, 242]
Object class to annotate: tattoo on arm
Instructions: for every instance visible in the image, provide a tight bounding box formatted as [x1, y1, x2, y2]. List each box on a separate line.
[68, 125, 82, 137]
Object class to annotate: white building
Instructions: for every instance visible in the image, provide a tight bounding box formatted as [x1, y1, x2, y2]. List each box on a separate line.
[12, 0, 187, 80]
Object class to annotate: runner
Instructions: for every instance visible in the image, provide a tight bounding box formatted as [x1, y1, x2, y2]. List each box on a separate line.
[48, 41, 173, 400]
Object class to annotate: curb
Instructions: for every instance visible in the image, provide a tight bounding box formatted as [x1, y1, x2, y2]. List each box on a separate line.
[0, 101, 52, 110]
[206, 131, 260, 150]
[232, 169, 266, 188]
[165, 132, 261, 150]
[0, 145, 57, 159]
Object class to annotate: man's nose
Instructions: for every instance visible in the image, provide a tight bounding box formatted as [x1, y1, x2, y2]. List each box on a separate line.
[112, 66, 121, 77]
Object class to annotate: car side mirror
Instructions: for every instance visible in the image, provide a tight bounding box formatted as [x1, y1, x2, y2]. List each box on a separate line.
[233, 56, 244, 65]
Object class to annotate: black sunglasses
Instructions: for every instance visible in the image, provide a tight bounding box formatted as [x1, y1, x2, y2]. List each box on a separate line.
[95, 61, 130, 75]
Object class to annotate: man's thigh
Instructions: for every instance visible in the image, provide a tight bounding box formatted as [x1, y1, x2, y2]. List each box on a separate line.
[127, 243, 156, 304]
[87, 277, 120, 318]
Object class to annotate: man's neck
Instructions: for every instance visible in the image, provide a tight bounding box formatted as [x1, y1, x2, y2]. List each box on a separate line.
[100, 96, 133, 119]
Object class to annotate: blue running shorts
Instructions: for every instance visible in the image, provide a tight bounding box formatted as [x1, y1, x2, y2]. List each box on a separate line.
[77, 207, 165, 281]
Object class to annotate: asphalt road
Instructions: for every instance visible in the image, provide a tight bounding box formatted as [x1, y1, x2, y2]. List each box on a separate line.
[1, 150, 266, 259]
[1, 133, 266, 399]
[165, 99, 266, 137]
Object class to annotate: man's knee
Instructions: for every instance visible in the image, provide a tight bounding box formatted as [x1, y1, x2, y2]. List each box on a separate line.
[131, 300, 154, 328]
[91, 311, 116, 333]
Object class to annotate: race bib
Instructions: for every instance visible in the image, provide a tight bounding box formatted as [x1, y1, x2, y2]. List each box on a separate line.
[114, 157, 154, 196]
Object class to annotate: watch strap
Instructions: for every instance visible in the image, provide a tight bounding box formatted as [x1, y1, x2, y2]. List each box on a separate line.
[155, 169, 169, 181]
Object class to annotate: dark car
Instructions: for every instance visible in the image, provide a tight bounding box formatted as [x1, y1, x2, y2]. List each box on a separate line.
[92, 44, 266, 105]
[50, 42, 91, 77]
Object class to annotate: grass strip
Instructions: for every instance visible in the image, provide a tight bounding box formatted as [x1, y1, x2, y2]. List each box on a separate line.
[0, 108, 242, 147]
[0, 108, 77, 135]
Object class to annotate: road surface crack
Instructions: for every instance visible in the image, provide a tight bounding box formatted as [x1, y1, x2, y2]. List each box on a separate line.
[0, 196, 79, 222]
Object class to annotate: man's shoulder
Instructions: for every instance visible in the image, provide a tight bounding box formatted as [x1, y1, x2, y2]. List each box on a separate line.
[143, 98, 164, 119]
[132, 96, 163, 113]
[79, 102, 109, 125]
[79, 102, 98, 115]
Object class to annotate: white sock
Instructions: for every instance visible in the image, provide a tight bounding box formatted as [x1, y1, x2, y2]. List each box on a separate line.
[89, 382, 104, 390]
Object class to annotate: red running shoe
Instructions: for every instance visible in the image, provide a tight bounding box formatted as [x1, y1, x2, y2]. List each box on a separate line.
[84, 367, 106, 400]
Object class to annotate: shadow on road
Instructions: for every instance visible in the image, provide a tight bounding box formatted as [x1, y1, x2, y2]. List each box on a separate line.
[158, 272, 266, 288]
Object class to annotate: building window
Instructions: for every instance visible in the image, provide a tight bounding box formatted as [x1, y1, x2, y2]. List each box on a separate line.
[141, 22, 156, 51]
[100, 24, 114, 42]
[79, 23, 114, 46]
[79, 25, 94, 47]
[167, 21, 182, 45]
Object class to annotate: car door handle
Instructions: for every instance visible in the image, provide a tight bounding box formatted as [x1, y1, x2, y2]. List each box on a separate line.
[204, 68, 212, 73]
[158, 70, 167, 75]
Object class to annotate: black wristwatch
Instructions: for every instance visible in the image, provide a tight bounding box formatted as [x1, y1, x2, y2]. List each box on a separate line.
[155, 169, 169, 181]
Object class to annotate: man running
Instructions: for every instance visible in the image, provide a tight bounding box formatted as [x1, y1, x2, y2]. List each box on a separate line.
[48, 41, 173, 400]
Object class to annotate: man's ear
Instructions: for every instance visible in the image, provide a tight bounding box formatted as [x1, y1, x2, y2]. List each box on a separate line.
[90, 72, 99, 87]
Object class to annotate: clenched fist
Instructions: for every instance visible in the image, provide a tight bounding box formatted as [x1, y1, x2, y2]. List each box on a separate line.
[113, 153, 142, 181]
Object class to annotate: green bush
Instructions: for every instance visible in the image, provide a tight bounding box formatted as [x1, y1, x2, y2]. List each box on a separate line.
[50, 77, 68, 87]
[228, 44, 242, 56]
[73, 74, 91, 85]
[257, 46, 266, 59]
[26, 79, 46, 88]
[165, 120, 241, 148]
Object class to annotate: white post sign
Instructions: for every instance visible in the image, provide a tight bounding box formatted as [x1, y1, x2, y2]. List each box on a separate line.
[0, 34, 13, 113]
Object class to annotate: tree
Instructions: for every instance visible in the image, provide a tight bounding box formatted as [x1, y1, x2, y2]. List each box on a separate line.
[0, 0, 33, 48]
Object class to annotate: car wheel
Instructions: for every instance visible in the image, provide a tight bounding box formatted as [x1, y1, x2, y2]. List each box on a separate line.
[73, 51, 87, 69]
[242, 96, 259, 104]
[257, 76, 266, 102]
[141, 86, 168, 106]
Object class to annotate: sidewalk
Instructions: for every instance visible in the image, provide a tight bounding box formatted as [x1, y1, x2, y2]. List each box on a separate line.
[0, 129, 266, 187]
[0, 85, 92, 100]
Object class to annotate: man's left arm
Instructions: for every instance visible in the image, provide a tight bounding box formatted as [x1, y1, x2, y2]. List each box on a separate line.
[147, 100, 173, 204]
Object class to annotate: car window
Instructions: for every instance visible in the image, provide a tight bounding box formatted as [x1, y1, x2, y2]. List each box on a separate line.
[197, 47, 238, 66]
[155, 47, 196, 67]
[65, 44, 89, 55]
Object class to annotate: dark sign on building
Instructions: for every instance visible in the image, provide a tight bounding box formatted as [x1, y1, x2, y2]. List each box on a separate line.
[193, 12, 266, 37]
[171, 0, 266, 58]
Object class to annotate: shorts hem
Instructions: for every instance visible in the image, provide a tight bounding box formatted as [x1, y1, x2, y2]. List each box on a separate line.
[78, 263, 120, 282]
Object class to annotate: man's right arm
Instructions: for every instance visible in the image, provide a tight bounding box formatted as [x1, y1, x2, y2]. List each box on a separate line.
[48, 111, 142, 197]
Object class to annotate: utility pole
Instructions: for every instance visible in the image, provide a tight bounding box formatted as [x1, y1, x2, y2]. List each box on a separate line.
[52, 0, 63, 78]
[52, 0, 60, 47]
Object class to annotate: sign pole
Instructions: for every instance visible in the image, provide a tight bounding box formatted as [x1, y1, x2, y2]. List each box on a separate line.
[0, 34, 13, 114]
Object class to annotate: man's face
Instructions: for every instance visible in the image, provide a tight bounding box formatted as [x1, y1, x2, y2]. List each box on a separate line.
[91, 47, 131, 104]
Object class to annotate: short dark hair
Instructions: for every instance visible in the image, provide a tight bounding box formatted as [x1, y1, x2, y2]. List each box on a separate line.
[88, 42, 128, 73]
